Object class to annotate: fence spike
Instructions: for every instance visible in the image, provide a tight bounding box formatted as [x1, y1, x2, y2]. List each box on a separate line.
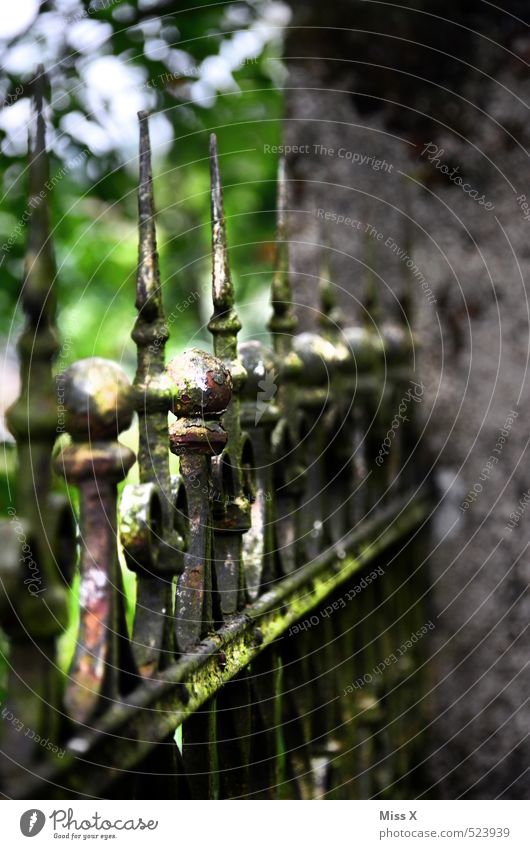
[208, 133, 241, 362]
[207, 133, 250, 621]
[363, 225, 382, 331]
[132, 110, 170, 493]
[136, 110, 163, 317]
[126, 111, 182, 676]
[268, 157, 297, 354]
[318, 246, 344, 335]
[7, 64, 61, 544]
[400, 207, 414, 330]
[209, 132, 233, 311]
[0, 68, 71, 789]
[20, 65, 56, 323]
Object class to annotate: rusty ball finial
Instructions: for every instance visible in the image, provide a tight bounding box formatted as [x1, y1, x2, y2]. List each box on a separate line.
[239, 340, 277, 401]
[166, 348, 232, 455]
[166, 348, 232, 417]
[292, 333, 341, 385]
[58, 357, 135, 440]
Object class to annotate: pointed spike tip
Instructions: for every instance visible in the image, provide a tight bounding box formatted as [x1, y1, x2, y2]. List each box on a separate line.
[29, 66, 48, 161]
[400, 213, 414, 328]
[136, 110, 161, 315]
[28, 67, 50, 219]
[362, 228, 382, 328]
[319, 262, 335, 313]
[138, 110, 154, 227]
[276, 156, 287, 234]
[23, 67, 56, 321]
[138, 111, 153, 203]
[209, 132, 223, 228]
[271, 155, 289, 299]
[268, 154, 297, 346]
[209, 133, 234, 313]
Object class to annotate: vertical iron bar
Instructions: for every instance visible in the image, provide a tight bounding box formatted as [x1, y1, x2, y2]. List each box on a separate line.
[0, 69, 70, 796]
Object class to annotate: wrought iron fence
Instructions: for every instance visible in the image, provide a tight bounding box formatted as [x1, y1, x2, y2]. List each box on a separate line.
[0, 76, 432, 800]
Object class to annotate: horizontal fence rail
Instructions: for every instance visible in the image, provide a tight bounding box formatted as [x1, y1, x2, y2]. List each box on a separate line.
[0, 73, 432, 800]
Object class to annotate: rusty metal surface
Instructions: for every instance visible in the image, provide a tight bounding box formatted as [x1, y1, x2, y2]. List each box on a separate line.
[122, 112, 182, 678]
[0, 99, 432, 800]
[54, 359, 136, 723]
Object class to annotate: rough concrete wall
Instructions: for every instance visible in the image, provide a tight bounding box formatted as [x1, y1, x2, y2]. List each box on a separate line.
[283, 2, 530, 797]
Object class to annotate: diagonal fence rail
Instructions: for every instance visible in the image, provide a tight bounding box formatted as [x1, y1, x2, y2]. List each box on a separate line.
[0, 74, 433, 800]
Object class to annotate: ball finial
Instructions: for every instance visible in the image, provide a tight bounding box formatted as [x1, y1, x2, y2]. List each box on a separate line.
[239, 340, 277, 400]
[166, 348, 232, 417]
[166, 348, 232, 456]
[58, 357, 135, 440]
[292, 333, 341, 385]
